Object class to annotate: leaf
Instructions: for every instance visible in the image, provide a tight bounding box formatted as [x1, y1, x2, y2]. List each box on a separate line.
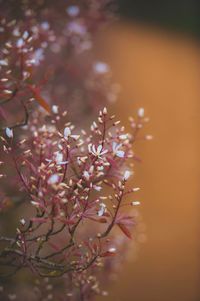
[115, 213, 135, 226]
[28, 85, 51, 113]
[92, 243, 98, 253]
[133, 155, 142, 163]
[117, 223, 132, 239]
[21, 158, 37, 174]
[0, 106, 7, 120]
[86, 216, 107, 223]
[57, 217, 75, 225]
[48, 241, 60, 252]
[100, 251, 116, 257]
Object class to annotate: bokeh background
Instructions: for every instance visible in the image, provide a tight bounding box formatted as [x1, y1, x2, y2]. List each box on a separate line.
[94, 1, 199, 300]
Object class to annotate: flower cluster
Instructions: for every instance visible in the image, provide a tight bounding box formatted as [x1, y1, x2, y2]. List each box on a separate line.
[0, 0, 118, 129]
[0, 1, 151, 300]
[0, 107, 149, 300]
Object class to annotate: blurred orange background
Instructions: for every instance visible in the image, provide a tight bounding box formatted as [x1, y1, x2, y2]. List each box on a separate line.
[94, 22, 199, 301]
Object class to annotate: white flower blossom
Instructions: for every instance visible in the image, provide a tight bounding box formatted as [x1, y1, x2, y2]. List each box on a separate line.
[145, 135, 153, 140]
[123, 170, 131, 181]
[52, 105, 59, 114]
[48, 174, 59, 185]
[83, 171, 90, 181]
[93, 62, 110, 74]
[46, 151, 68, 165]
[63, 127, 80, 140]
[13, 28, 20, 36]
[97, 203, 106, 217]
[5, 128, 13, 138]
[54, 152, 68, 165]
[20, 218, 26, 226]
[41, 21, 50, 30]
[138, 107, 144, 118]
[22, 31, 29, 39]
[131, 201, 140, 206]
[64, 127, 71, 138]
[93, 185, 102, 191]
[16, 38, 24, 48]
[67, 21, 86, 35]
[88, 144, 108, 158]
[31, 201, 40, 207]
[0, 59, 8, 66]
[108, 247, 116, 253]
[97, 165, 104, 171]
[119, 134, 128, 140]
[32, 48, 44, 65]
[103, 107, 108, 115]
[3, 90, 12, 94]
[55, 152, 63, 163]
[66, 5, 80, 17]
[112, 142, 125, 158]
[133, 187, 140, 192]
[70, 134, 80, 140]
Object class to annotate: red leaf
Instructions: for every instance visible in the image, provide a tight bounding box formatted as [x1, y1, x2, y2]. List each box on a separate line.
[48, 241, 60, 252]
[28, 85, 51, 113]
[118, 223, 132, 239]
[115, 213, 135, 226]
[93, 243, 98, 252]
[98, 217, 108, 223]
[57, 217, 76, 225]
[21, 158, 37, 174]
[100, 251, 116, 257]
[0, 106, 7, 120]
[87, 216, 107, 223]
[133, 155, 142, 163]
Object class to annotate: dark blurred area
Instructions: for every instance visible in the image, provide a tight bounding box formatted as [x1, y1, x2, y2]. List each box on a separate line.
[118, 0, 199, 37]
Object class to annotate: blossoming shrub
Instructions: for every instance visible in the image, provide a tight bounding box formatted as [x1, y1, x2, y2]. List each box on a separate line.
[0, 0, 117, 128]
[0, 1, 150, 300]
[0, 107, 149, 300]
